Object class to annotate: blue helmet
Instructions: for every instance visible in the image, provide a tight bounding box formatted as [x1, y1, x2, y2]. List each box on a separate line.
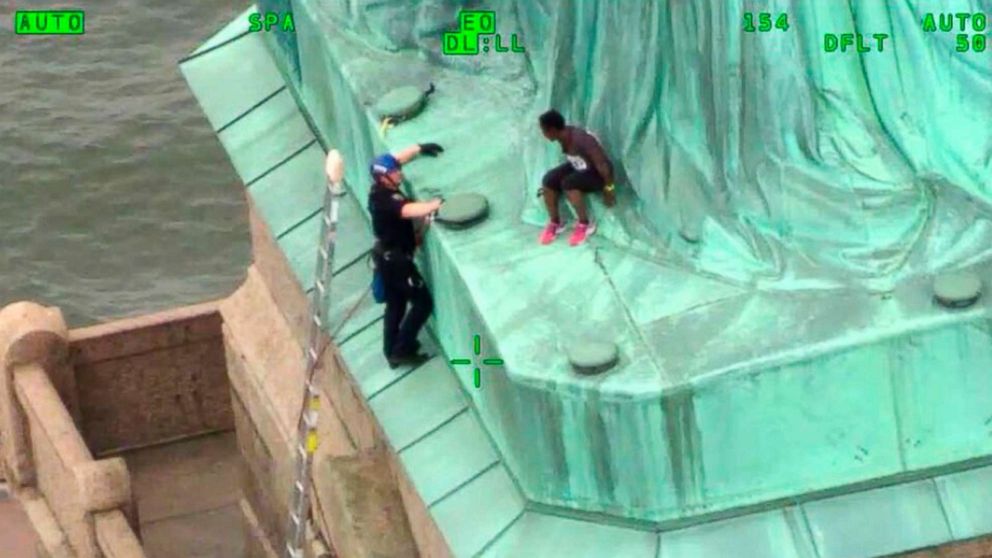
[369, 153, 401, 178]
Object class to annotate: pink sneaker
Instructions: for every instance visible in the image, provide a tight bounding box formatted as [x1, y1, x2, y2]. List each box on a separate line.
[539, 221, 566, 245]
[569, 221, 596, 246]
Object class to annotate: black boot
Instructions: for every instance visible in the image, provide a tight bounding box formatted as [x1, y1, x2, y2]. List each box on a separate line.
[387, 351, 430, 370]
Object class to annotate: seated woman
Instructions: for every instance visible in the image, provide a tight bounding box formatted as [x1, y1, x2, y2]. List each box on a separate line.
[537, 109, 616, 246]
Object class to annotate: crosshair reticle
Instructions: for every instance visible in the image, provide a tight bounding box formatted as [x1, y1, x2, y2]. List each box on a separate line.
[450, 334, 503, 388]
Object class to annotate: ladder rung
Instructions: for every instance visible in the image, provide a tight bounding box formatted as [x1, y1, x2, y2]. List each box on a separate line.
[284, 196, 338, 558]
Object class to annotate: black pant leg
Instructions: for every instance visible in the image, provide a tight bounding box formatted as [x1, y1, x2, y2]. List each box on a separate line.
[395, 265, 434, 356]
[380, 260, 410, 358]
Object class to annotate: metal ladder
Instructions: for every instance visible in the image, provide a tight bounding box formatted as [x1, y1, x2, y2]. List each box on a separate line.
[284, 150, 346, 558]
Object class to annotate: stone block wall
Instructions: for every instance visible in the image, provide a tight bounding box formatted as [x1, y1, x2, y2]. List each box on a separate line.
[68, 302, 232, 455]
[222, 202, 425, 557]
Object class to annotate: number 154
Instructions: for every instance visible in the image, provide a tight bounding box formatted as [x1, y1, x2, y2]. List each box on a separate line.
[743, 13, 790, 33]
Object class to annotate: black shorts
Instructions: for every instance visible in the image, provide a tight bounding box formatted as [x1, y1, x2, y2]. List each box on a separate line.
[542, 163, 605, 193]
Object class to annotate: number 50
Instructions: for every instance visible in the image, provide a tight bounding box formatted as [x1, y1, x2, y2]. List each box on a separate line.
[956, 34, 987, 52]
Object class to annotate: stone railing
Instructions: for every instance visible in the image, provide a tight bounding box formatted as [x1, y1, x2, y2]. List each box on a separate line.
[0, 302, 145, 558]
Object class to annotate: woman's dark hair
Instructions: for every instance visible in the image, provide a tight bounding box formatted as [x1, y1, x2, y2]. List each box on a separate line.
[539, 109, 566, 130]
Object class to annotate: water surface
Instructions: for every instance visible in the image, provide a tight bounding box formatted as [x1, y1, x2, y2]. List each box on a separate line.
[2, 1, 251, 326]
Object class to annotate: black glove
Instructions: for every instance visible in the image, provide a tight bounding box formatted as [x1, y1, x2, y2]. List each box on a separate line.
[419, 143, 444, 157]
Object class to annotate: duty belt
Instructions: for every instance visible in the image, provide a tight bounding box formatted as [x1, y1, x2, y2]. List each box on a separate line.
[373, 242, 413, 262]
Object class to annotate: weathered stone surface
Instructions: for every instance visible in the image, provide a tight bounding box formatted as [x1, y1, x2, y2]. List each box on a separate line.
[18, 487, 73, 558]
[122, 432, 243, 558]
[231, 387, 286, 549]
[68, 302, 222, 365]
[68, 301, 232, 455]
[1, 303, 70, 369]
[223, 272, 342, 553]
[0, 302, 72, 487]
[0, 489, 40, 558]
[241, 497, 280, 558]
[393, 454, 452, 558]
[73, 458, 131, 513]
[222, 258, 427, 557]
[248, 198, 310, 349]
[1, 297, 252, 557]
[317, 349, 379, 453]
[15, 365, 97, 557]
[221, 267, 306, 433]
[313, 449, 419, 558]
[93, 511, 146, 558]
[123, 431, 239, 525]
[896, 535, 992, 557]
[75, 338, 232, 455]
[139, 503, 243, 558]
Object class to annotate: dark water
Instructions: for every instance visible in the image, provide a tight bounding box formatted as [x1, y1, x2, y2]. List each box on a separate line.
[1, 1, 251, 326]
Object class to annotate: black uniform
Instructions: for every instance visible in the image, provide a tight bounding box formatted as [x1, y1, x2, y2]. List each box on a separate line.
[368, 182, 433, 359]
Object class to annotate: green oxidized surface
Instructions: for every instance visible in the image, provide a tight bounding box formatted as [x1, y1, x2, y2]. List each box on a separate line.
[207, 0, 992, 535]
[274, 0, 992, 524]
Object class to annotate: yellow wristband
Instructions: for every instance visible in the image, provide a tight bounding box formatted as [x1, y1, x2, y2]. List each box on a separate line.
[604, 184, 615, 193]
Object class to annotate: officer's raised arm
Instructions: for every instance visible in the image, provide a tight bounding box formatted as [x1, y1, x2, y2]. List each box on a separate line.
[392, 142, 445, 164]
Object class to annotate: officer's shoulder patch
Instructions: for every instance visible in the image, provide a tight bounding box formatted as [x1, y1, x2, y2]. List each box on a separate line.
[392, 193, 405, 202]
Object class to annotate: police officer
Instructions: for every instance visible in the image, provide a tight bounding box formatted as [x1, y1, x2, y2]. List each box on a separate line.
[368, 142, 445, 368]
